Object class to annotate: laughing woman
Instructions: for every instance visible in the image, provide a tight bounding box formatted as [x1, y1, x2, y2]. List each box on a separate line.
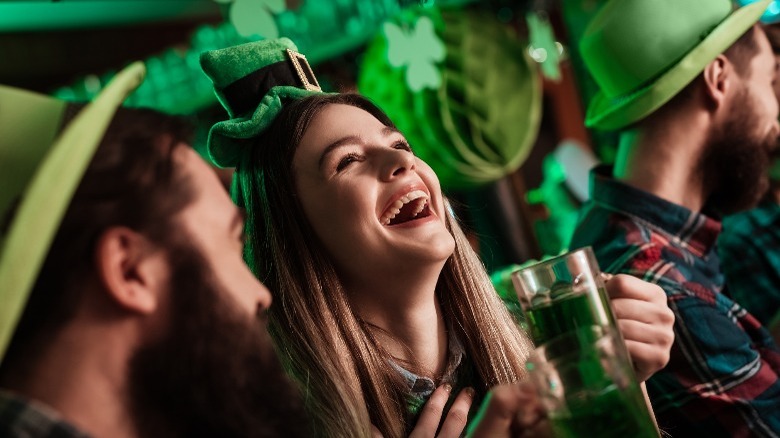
[200, 39, 674, 437]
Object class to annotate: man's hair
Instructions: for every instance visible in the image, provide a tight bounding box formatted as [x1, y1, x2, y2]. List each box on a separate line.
[1, 107, 195, 377]
[763, 23, 780, 54]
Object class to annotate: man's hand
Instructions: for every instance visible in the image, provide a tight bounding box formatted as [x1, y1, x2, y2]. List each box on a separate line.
[605, 274, 675, 382]
[466, 383, 550, 438]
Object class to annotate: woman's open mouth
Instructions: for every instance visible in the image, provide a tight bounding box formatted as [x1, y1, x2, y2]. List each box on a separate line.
[380, 190, 432, 226]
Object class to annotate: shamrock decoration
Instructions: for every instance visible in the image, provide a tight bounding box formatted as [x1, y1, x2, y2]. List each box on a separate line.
[215, 0, 286, 38]
[384, 16, 445, 92]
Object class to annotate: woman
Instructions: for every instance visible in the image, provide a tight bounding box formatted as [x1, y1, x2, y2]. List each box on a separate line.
[200, 39, 674, 437]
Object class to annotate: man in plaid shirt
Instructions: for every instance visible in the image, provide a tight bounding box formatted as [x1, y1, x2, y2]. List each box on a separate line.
[573, 0, 780, 435]
[719, 24, 780, 331]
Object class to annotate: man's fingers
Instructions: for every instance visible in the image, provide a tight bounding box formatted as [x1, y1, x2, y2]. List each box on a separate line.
[605, 274, 667, 304]
[467, 383, 544, 438]
[612, 297, 675, 326]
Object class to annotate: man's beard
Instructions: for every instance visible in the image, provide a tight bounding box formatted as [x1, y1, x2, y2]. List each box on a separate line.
[128, 240, 311, 438]
[700, 87, 776, 215]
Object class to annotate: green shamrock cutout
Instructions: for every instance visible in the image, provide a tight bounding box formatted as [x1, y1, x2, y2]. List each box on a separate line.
[218, 0, 286, 38]
[384, 16, 445, 92]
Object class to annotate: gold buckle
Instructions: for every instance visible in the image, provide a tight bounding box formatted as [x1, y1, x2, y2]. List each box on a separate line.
[286, 49, 322, 92]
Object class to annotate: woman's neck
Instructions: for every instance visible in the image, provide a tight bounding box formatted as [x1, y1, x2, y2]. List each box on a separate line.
[348, 267, 449, 378]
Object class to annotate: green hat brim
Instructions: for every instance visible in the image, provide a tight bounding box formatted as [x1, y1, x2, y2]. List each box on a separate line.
[0, 62, 146, 364]
[206, 85, 327, 168]
[585, 0, 770, 131]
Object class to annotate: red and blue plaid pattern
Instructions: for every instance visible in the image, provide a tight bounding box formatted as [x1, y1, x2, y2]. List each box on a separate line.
[571, 166, 780, 437]
[719, 201, 780, 326]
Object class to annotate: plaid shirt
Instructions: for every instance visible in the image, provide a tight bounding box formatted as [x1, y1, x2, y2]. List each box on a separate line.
[0, 390, 89, 438]
[719, 201, 780, 326]
[571, 166, 780, 437]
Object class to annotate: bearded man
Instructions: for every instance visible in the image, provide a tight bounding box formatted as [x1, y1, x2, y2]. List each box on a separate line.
[0, 64, 309, 438]
[571, 0, 780, 435]
[718, 23, 780, 339]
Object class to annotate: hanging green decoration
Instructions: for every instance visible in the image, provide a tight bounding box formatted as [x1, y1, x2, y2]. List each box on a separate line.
[526, 11, 561, 81]
[360, 7, 542, 190]
[384, 16, 445, 91]
[55, 1, 478, 116]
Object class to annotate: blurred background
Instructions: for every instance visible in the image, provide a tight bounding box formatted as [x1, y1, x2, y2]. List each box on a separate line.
[2, 0, 775, 280]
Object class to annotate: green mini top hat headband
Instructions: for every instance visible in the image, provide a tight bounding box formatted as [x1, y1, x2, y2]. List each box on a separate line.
[0, 62, 146, 364]
[580, 0, 771, 131]
[200, 38, 327, 168]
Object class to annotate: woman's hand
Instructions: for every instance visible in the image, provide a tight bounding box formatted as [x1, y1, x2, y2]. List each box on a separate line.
[372, 384, 475, 438]
[413, 384, 475, 438]
[605, 274, 675, 382]
[466, 382, 549, 438]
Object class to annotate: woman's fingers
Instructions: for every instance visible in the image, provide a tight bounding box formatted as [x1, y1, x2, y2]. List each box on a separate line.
[409, 384, 474, 438]
[410, 384, 452, 438]
[437, 388, 476, 438]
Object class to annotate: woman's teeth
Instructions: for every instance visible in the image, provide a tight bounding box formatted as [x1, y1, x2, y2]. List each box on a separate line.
[381, 190, 429, 226]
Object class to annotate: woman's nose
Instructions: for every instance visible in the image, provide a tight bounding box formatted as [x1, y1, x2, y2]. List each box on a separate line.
[381, 148, 415, 180]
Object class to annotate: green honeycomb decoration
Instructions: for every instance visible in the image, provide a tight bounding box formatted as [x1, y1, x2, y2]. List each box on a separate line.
[359, 7, 541, 190]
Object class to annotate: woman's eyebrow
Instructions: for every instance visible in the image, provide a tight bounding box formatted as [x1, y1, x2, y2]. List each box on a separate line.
[317, 127, 402, 169]
[318, 135, 363, 169]
[382, 126, 401, 136]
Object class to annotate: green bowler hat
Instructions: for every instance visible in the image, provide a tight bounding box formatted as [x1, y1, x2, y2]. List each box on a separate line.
[0, 62, 146, 364]
[581, 0, 770, 131]
[201, 37, 327, 168]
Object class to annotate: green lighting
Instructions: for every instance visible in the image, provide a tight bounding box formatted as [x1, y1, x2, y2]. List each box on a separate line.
[0, 1, 218, 31]
[53, 0, 476, 114]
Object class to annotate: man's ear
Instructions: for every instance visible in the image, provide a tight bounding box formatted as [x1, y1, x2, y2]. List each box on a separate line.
[702, 55, 734, 109]
[94, 227, 167, 315]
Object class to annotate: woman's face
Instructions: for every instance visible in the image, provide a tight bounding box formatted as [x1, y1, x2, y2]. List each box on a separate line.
[292, 103, 455, 287]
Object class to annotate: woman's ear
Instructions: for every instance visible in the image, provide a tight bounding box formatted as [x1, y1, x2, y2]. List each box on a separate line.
[94, 227, 168, 315]
[701, 54, 734, 109]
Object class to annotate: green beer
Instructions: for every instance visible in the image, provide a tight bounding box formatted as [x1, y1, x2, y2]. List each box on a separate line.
[550, 382, 657, 438]
[525, 289, 609, 345]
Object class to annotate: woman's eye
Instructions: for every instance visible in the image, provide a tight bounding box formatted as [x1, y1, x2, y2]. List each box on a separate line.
[336, 153, 361, 172]
[393, 140, 413, 153]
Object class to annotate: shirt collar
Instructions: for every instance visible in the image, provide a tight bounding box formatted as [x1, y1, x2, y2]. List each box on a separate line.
[590, 165, 722, 257]
[0, 389, 90, 438]
[390, 330, 465, 399]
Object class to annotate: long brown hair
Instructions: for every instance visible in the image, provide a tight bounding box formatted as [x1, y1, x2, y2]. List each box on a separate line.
[234, 93, 532, 437]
